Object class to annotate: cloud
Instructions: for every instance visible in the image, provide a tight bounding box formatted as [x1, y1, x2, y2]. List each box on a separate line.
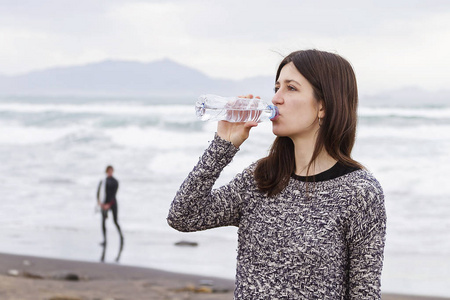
[0, 0, 449, 92]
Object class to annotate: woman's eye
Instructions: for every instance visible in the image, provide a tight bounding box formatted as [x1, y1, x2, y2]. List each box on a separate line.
[274, 85, 295, 93]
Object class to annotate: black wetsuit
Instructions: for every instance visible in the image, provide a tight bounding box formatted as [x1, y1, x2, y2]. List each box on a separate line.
[104, 176, 118, 217]
[98, 176, 123, 245]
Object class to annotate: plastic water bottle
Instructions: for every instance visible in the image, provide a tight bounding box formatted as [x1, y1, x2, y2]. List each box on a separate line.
[195, 94, 279, 122]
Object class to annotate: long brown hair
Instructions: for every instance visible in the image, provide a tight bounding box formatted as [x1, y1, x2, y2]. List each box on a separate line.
[254, 49, 363, 196]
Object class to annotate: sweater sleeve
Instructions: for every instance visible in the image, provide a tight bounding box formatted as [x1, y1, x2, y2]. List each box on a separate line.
[167, 134, 253, 232]
[347, 176, 387, 299]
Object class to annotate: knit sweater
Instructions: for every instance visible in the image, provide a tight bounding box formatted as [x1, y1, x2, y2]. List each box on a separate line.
[167, 135, 386, 299]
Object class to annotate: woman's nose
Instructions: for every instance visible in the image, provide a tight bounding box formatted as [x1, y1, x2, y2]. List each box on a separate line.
[272, 92, 283, 105]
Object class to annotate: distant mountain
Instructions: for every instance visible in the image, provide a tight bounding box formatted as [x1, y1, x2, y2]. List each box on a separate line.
[0, 60, 447, 106]
[360, 86, 450, 107]
[0, 59, 275, 99]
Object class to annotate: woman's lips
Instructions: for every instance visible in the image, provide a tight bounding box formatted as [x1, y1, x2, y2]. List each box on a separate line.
[271, 114, 280, 121]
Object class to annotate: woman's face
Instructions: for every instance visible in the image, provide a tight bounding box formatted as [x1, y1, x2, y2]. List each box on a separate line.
[271, 62, 323, 140]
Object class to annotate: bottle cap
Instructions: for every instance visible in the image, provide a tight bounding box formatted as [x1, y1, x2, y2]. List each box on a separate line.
[268, 105, 279, 120]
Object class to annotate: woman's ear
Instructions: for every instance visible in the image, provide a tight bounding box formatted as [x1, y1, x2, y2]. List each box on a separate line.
[318, 100, 325, 119]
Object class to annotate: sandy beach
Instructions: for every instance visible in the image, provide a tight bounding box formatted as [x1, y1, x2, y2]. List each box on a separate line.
[0, 252, 448, 300]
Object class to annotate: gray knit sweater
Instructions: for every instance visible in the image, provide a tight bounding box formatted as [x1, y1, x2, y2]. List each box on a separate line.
[167, 135, 386, 299]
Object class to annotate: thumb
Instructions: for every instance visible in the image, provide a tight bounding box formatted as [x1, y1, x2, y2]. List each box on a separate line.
[241, 121, 258, 138]
[244, 121, 258, 129]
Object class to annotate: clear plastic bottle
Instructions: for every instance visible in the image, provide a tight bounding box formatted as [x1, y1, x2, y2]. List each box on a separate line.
[195, 94, 279, 122]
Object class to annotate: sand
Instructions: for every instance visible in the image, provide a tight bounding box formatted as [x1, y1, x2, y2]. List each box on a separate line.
[0, 252, 448, 300]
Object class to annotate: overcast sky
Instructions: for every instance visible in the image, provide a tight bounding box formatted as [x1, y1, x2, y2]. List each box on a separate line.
[0, 0, 449, 94]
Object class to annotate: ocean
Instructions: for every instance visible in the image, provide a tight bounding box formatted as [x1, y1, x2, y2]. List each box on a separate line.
[0, 95, 449, 297]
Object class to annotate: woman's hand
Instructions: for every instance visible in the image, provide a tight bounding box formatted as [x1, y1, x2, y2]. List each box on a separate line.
[217, 94, 259, 148]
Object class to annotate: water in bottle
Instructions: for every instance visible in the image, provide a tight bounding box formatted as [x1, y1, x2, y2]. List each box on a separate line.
[195, 94, 279, 123]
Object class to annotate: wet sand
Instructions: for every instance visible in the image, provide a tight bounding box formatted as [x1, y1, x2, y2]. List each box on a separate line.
[0, 252, 448, 300]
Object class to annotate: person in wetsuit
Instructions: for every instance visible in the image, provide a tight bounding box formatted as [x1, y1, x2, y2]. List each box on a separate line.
[97, 165, 124, 255]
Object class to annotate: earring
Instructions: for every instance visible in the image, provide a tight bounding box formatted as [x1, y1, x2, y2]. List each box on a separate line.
[318, 117, 323, 127]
